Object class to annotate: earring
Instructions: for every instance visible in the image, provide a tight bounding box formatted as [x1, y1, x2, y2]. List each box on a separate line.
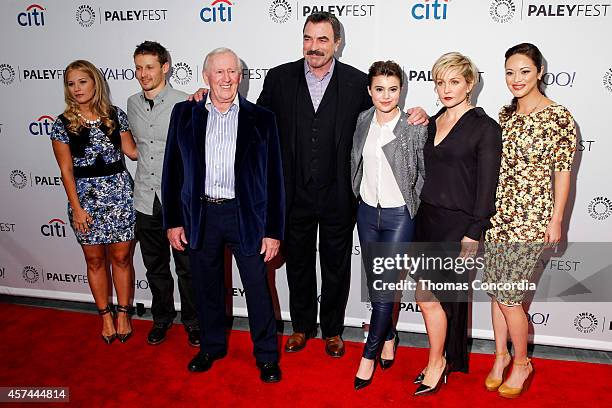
[436, 98, 441, 107]
[465, 92, 471, 105]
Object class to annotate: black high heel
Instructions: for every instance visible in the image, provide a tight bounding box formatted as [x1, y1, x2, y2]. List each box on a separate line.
[98, 305, 116, 344]
[379, 331, 399, 370]
[116, 304, 133, 343]
[354, 359, 377, 391]
[414, 359, 450, 396]
[413, 369, 426, 384]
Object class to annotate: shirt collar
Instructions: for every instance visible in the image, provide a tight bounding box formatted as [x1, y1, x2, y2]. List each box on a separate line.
[304, 58, 335, 80]
[372, 107, 401, 129]
[139, 82, 170, 103]
[205, 92, 240, 114]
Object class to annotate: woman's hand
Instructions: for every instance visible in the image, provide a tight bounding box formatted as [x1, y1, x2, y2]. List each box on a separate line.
[459, 236, 479, 258]
[72, 207, 92, 234]
[544, 219, 562, 247]
[121, 130, 138, 160]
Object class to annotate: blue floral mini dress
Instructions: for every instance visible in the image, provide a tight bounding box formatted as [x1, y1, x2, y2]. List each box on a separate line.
[50, 107, 135, 245]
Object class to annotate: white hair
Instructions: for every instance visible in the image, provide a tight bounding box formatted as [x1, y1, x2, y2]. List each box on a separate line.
[202, 47, 242, 72]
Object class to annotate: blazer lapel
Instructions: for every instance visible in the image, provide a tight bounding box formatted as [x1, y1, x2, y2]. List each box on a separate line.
[334, 61, 350, 148]
[353, 107, 375, 160]
[287, 60, 303, 162]
[192, 101, 208, 168]
[235, 95, 256, 175]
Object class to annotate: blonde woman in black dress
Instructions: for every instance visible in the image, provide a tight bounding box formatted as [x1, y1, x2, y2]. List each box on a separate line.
[413, 52, 502, 396]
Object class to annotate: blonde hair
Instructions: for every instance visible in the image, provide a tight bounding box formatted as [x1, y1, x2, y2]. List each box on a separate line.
[431, 52, 479, 86]
[62, 60, 115, 134]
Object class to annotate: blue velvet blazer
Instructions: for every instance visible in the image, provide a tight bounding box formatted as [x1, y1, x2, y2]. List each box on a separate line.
[161, 94, 285, 254]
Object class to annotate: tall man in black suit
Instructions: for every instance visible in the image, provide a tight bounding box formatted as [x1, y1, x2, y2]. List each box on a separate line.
[258, 12, 426, 357]
[162, 48, 285, 382]
[257, 12, 369, 357]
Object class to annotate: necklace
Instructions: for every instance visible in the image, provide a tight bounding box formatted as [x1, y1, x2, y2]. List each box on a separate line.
[77, 113, 101, 128]
[524, 95, 544, 115]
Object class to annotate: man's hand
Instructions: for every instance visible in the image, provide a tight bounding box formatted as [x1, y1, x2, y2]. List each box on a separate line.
[260, 238, 280, 262]
[167, 227, 188, 251]
[406, 106, 429, 125]
[187, 88, 209, 102]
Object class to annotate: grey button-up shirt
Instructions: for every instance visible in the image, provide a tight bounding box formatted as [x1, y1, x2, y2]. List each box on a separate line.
[127, 84, 187, 215]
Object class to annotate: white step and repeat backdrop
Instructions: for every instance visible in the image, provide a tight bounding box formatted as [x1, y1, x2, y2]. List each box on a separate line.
[1, 0, 611, 351]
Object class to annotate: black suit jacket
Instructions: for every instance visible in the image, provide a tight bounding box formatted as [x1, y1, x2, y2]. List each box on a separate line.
[161, 95, 285, 254]
[257, 58, 372, 212]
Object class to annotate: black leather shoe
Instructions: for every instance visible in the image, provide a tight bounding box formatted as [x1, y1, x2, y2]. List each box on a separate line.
[187, 351, 226, 373]
[413, 370, 426, 384]
[116, 304, 133, 343]
[256, 361, 281, 383]
[354, 359, 377, 391]
[147, 322, 172, 345]
[186, 326, 200, 347]
[414, 360, 450, 396]
[379, 331, 399, 370]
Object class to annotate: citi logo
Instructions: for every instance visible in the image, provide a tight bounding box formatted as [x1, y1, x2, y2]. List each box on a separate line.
[29, 115, 55, 136]
[18, 4, 46, 26]
[200, 0, 233, 23]
[41, 218, 66, 237]
[411, 0, 449, 20]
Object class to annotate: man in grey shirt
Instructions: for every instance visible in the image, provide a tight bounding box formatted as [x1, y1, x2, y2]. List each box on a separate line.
[128, 41, 199, 347]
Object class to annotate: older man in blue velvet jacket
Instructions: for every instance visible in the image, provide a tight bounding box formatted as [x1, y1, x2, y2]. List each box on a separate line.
[161, 47, 284, 383]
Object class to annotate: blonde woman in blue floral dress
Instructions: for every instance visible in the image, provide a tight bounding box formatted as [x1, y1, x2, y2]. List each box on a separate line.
[51, 60, 137, 344]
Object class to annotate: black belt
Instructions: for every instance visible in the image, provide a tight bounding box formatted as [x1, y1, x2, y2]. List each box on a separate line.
[204, 196, 235, 205]
[73, 160, 125, 179]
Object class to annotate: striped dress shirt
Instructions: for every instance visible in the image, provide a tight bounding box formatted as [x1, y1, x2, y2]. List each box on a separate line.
[204, 94, 240, 199]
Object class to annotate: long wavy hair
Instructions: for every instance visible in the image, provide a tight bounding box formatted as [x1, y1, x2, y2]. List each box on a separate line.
[62, 60, 115, 134]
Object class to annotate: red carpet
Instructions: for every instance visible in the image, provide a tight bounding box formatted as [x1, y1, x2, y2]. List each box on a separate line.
[0, 303, 610, 407]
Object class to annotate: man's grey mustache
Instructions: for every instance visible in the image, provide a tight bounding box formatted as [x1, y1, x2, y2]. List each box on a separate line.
[306, 50, 324, 56]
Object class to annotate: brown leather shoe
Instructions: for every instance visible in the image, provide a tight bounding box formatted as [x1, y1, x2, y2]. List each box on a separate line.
[285, 329, 317, 352]
[325, 335, 345, 357]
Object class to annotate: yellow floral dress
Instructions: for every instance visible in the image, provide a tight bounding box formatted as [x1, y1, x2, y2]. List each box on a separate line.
[483, 103, 576, 305]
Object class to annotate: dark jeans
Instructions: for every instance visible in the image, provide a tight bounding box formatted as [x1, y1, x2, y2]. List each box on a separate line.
[136, 195, 198, 327]
[357, 201, 415, 359]
[189, 200, 278, 363]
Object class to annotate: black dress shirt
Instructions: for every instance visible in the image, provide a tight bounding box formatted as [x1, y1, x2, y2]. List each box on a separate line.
[420, 107, 502, 240]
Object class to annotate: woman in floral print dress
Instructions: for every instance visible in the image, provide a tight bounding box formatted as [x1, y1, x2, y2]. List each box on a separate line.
[50, 60, 137, 344]
[483, 43, 576, 398]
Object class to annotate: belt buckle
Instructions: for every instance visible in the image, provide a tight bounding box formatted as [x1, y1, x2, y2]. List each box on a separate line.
[205, 196, 228, 204]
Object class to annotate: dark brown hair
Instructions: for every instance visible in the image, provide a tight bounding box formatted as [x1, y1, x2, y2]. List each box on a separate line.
[303, 12, 341, 42]
[133, 41, 169, 66]
[368, 61, 403, 88]
[504, 42, 545, 114]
